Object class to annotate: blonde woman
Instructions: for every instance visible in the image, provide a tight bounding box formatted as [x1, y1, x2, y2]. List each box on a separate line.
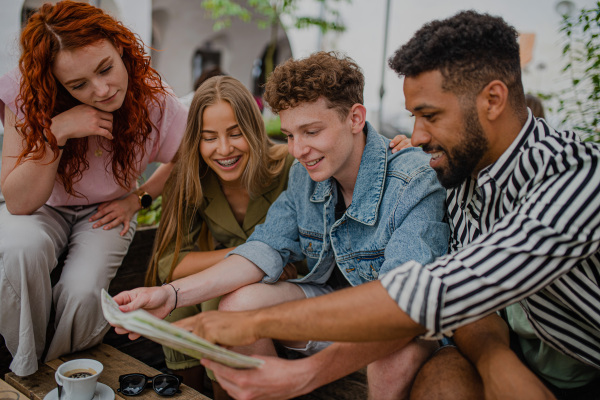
[144, 76, 293, 396]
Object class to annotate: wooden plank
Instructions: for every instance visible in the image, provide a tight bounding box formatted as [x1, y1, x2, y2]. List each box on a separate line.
[0, 378, 29, 399]
[5, 364, 56, 400]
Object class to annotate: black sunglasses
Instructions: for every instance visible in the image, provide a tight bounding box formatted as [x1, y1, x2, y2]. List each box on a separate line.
[117, 373, 183, 396]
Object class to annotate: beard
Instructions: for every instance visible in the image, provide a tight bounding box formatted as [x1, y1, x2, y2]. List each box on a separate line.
[426, 107, 489, 189]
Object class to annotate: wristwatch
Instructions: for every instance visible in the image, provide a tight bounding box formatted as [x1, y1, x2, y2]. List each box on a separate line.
[135, 189, 152, 209]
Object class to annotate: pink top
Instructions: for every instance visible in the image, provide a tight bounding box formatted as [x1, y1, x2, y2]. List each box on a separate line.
[0, 67, 188, 206]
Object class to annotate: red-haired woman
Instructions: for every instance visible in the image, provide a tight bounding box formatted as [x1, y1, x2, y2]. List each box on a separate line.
[0, 1, 187, 376]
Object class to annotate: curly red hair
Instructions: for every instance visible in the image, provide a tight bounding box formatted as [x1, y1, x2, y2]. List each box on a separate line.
[16, 0, 167, 196]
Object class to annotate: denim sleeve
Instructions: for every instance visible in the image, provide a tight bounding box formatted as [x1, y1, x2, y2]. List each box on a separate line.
[229, 165, 306, 283]
[378, 166, 449, 277]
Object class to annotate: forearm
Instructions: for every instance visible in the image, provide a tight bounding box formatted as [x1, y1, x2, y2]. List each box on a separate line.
[118, 162, 175, 215]
[453, 314, 555, 400]
[171, 254, 265, 308]
[137, 161, 174, 199]
[453, 313, 510, 368]
[251, 281, 425, 342]
[1, 108, 60, 214]
[2, 158, 60, 214]
[299, 339, 412, 391]
[172, 248, 233, 280]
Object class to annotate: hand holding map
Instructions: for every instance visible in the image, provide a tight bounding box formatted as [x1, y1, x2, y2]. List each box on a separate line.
[101, 289, 264, 369]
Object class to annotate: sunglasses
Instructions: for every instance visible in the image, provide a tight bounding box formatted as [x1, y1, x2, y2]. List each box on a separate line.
[117, 373, 183, 396]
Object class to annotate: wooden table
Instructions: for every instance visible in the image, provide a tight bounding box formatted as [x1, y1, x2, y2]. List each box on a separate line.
[2, 344, 209, 400]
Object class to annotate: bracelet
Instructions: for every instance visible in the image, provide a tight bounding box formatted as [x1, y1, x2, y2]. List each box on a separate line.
[43, 133, 66, 150]
[162, 282, 179, 316]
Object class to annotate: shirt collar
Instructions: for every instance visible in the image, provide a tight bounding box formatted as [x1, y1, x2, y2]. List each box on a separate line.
[310, 122, 387, 226]
[477, 110, 536, 189]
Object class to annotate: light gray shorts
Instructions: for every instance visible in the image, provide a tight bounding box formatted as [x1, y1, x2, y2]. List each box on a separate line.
[283, 282, 335, 356]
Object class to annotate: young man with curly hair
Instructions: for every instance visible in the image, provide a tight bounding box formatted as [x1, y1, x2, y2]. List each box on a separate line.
[178, 11, 600, 400]
[115, 51, 449, 399]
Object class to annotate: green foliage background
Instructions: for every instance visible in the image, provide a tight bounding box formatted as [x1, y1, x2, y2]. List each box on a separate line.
[552, 1, 600, 140]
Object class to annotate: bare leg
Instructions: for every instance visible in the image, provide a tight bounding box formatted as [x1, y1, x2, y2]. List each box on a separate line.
[214, 282, 308, 399]
[410, 347, 483, 400]
[368, 339, 439, 400]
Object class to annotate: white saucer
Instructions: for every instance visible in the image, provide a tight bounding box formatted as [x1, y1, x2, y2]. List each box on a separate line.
[43, 382, 115, 400]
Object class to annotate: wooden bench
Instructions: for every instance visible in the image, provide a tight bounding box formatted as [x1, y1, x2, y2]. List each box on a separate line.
[3, 344, 205, 400]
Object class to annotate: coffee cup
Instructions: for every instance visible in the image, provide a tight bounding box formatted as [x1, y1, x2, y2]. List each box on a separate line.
[55, 359, 103, 400]
[0, 391, 20, 400]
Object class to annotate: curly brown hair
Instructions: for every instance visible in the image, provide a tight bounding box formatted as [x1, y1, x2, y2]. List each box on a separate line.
[264, 51, 364, 120]
[16, 0, 167, 196]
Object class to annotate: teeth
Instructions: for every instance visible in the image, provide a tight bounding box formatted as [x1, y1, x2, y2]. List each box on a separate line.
[306, 158, 322, 166]
[430, 152, 443, 160]
[216, 157, 240, 167]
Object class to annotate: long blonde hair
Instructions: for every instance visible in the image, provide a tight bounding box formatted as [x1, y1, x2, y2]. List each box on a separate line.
[146, 76, 288, 286]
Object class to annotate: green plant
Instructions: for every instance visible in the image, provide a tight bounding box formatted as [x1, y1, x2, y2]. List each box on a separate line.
[201, 0, 349, 77]
[137, 195, 162, 227]
[557, 1, 600, 140]
[264, 115, 285, 139]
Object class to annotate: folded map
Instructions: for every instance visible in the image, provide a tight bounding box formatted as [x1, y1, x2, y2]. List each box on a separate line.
[101, 289, 264, 369]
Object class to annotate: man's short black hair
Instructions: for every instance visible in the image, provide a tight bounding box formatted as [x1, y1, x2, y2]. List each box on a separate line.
[389, 10, 525, 109]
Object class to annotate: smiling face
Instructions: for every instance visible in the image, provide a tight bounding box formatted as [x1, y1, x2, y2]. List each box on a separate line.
[200, 100, 250, 185]
[52, 39, 129, 112]
[280, 97, 365, 188]
[404, 70, 489, 188]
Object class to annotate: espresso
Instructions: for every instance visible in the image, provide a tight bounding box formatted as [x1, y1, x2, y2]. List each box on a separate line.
[65, 368, 97, 379]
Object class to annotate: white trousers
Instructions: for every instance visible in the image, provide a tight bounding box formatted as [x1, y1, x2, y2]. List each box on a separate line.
[0, 202, 136, 376]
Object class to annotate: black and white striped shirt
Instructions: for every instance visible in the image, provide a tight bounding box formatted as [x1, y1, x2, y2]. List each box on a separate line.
[382, 112, 600, 368]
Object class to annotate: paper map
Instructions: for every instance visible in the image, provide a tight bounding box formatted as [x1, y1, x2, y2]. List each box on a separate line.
[101, 289, 264, 369]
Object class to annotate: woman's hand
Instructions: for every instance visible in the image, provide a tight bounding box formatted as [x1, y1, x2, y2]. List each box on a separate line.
[389, 134, 412, 153]
[112, 285, 176, 339]
[50, 104, 114, 144]
[89, 193, 139, 236]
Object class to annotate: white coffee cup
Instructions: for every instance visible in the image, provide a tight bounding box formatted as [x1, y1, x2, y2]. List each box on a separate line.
[55, 359, 103, 400]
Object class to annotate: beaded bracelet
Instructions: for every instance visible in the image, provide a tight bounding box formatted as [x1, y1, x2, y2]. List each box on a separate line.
[43, 133, 66, 150]
[162, 282, 180, 316]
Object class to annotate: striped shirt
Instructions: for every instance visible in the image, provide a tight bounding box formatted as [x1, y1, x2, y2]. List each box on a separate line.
[381, 111, 600, 368]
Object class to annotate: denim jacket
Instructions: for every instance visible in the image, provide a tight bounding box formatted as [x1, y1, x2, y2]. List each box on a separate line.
[231, 122, 449, 287]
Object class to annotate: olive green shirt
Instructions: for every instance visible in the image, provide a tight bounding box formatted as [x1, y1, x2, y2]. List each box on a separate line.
[157, 154, 295, 283]
[506, 303, 600, 388]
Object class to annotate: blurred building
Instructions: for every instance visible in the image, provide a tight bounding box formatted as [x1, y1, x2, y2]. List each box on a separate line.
[0, 0, 292, 97]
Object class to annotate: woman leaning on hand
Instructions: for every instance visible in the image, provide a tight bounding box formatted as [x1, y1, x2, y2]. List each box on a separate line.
[0, 1, 187, 376]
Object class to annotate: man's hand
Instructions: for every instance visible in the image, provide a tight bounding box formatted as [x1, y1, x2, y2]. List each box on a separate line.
[201, 355, 315, 400]
[454, 313, 556, 400]
[89, 193, 139, 235]
[112, 286, 175, 339]
[390, 134, 412, 153]
[174, 310, 261, 348]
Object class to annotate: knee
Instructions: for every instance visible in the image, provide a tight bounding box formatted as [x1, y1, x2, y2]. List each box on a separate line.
[218, 284, 270, 312]
[0, 223, 55, 264]
[57, 282, 101, 310]
[410, 347, 483, 400]
[368, 339, 438, 400]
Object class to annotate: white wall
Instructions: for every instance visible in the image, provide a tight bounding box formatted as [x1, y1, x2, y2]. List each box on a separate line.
[151, 0, 290, 96]
[287, 0, 598, 134]
[0, 0, 24, 78]
[0, 0, 151, 79]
